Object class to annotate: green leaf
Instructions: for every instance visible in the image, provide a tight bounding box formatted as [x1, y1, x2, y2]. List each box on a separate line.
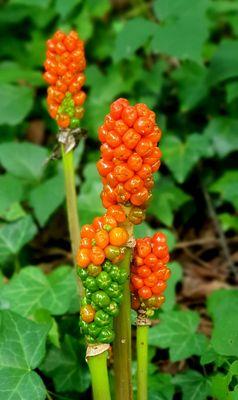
[173, 370, 210, 400]
[204, 117, 238, 158]
[9, 0, 50, 8]
[148, 373, 174, 400]
[0, 216, 37, 260]
[78, 163, 104, 224]
[210, 373, 230, 400]
[73, 6, 93, 40]
[207, 289, 238, 356]
[0, 174, 24, 216]
[151, 0, 209, 62]
[210, 171, 238, 209]
[40, 335, 90, 393]
[85, 0, 111, 17]
[148, 176, 191, 226]
[55, 0, 81, 18]
[0, 84, 34, 125]
[1, 202, 26, 222]
[149, 310, 208, 361]
[113, 18, 156, 62]
[0, 61, 42, 86]
[171, 61, 208, 111]
[161, 134, 212, 183]
[162, 262, 182, 311]
[219, 213, 238, 232]
[0, 310, 49, 400]
[0, 266, 79, 316]
[0, 142, 48, 180]
[208, 40, 238, 85]
[32, 309, 60, 348]
[29, 173, 65, 226]
[226, 81, 238, 103]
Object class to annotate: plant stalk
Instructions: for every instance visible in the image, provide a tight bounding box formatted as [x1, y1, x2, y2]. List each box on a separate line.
[61, 146, 80, 259]
[136, 325, 149, 400]
[113, 247, 133, 400]
[87, 351, 111, 400]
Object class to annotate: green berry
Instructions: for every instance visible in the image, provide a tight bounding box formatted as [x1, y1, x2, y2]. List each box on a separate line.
[87, 322, 102, 337]
[106, 282, 121, 299]
[146, 309, 154, 317]
[109, 266, 120, 282]
[117, 269, 128, 284]
[114, 292, 123, 304]
[96, 271, 111, 290]
[98, 327, 115, 343]
[87, 335, 96, 344]
[70, 117, 80, 128]
[105, 301, 119, 317]
[94, 310, 111, 327]
[85, 276, 98, 292]
[103, 260, 113, 273]
[80, 320, 89, 334]
[77, 268, 88, 281]
[91, 291, 111, 308]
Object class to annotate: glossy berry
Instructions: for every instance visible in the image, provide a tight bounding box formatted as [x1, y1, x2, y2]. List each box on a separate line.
[43, 30, 86, 129]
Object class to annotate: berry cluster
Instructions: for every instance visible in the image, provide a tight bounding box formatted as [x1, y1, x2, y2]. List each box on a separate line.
[43, 30, 86, 129]
[130, 233, 170, 317]
[97, 98, 162, 210]
[77, 205, 129, 343]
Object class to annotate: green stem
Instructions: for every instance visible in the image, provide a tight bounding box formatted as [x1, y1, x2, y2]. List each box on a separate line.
[14, 254, 20, 273]
[88, 351, 111, 400]
[61, 146, 80, 259]
[113, 248, 133, 400]
[136, 325, 149, 400]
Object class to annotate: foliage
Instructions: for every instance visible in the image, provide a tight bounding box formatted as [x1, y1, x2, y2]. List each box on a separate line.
[0, 0, 238, 399]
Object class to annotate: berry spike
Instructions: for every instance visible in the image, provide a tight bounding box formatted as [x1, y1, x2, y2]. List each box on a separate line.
[97, 98, 162, 213]
[130, 232, 170, 318]
[43, 30, 86, 129]
[76, 206, 130, 345]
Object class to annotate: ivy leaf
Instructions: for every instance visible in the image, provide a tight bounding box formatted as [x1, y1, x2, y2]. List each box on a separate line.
[0, 216, 37, 260]
[0, 61, 42, 86]
[210, 171, 238, 210]
[0, 266, 79, 316]
[148, 373, 174, 400]
[171, 61, 208, 111]
[0, 310, 49, 400]
[151, 0, 209, 62]
[203, 117, 238, 158]
[113, 18, 156, 62]
[208, 40, 238, 85]
[78, 163, 104, 224]
[0, 142, 48, 181]
[40, 335, 90, 393]
[148, 177, 191, 226]
[207, 289, 238, 356]
[173, 370, 211, 400]
[162, 262, 182, 312]
[55, 0, 81, 18]
[32, 309, 60, 348]
[29, 173, 65, 226]
[161, 134, 212, 183]
[0, 84, 33, 125]
[0, 174, 24, 217]
[149, 310, 208, 361]
[219, 213, 238, 232]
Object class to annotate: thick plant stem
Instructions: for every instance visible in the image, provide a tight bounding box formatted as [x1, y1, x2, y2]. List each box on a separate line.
[113, 248, 133, 400]
[88, 351, 111, 400]
[136, 325, 149, 400]
[61, 146, 80, 259]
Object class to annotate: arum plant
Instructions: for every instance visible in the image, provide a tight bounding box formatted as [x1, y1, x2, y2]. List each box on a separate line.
[43, 30, 86, 261]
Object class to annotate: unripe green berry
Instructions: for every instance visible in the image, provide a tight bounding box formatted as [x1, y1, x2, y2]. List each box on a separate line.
[105, 301, 119, 317]
[85, 276, 98, 292]
[77, 268, 88, 281]
[106, 282, 121, 299]
[103, 260, 113, 273]
[91, 291, 111, 308]
[98, 327, 115, 343]
[94, 310, 111, 327]
[87, 264, 102, 277]
[88, 322, 101, 337]
[96, 271, 111, 290]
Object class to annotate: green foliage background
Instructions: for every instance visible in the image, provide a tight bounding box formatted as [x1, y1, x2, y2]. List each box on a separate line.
[0, 0, 238, 399]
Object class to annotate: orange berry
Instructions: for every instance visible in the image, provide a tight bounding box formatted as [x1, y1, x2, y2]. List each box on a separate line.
[95, 229, 109, 249]
[122, 129, 141, 149]
[80, 304, 95, 323]
[107, 205, 126, 223]
[135, 138, 153, 157]
[151, 281, 167, 295]
[127, 153, 143, 172]
[80, 237, 92, 249]
[130, 187, 149, 206]
[81, 224, 95, 239]
[136, 239, 151, 258]
[137, 266, 151, 278]
[57, 114, 70, 128]
[103, 214, 118, 229]
[97, 159, 114, 177]
[76, 248, 90, 268]
[114, 164, 134, 182]
[93, 216, 104, 230]
[109, 227, 129, 246]
[131, 275, 144, 289]
[90, 246, 105, 265]
[124, 175, 143, 194]
[134, 117, 154, 135]
[144, 273, 158, 287]
[121, 106, 138, 127]
[138, 286, 152, 299]
[144, 253, 158, 268]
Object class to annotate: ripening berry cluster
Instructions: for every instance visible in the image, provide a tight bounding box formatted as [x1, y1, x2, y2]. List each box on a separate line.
[131, 232, 170, 317]
[43, 30, 86, 129]
[77, 205, 129, 344]
[97, 98, 162, 210]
